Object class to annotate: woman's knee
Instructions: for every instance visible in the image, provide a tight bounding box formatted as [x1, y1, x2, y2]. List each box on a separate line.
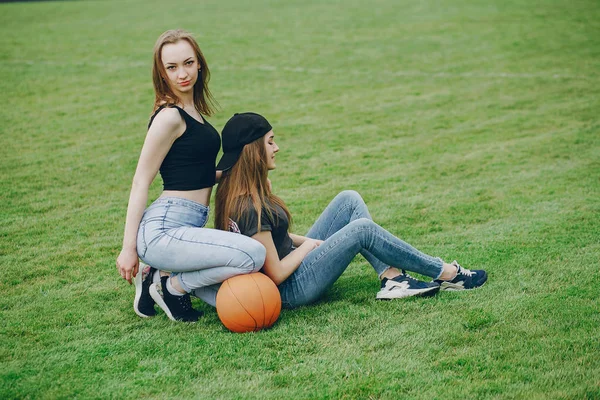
[345, 218, 377, 244]
[236, 238, 266, 273]
[337, 190, 363, 203]
[249, 240, 266, 272]
[349, 217, 374, 230]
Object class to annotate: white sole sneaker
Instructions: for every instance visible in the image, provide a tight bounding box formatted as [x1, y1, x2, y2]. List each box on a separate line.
[149, 282, 177, 322]
[439, 280, 487, 291]
[435, 261, 488, 291]
[376, 278, 440, 300]
[133, 264, 157, 318]
[133, 268, 147, 318]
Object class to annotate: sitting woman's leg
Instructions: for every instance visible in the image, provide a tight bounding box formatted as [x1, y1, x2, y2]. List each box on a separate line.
[306, 190, 408, 280]
[306, 190, 372, 240]
[279, 218, 444, 308]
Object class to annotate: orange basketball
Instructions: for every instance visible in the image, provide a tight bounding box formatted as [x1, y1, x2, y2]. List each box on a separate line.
[216, 273, 281, 333]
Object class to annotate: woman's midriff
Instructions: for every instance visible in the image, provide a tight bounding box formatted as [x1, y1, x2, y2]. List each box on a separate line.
[160, 187, 212, 207]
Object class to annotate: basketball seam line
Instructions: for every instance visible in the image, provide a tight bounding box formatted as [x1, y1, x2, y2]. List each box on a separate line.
[251, 274, 267, 328]
[226, 279, 258, 330]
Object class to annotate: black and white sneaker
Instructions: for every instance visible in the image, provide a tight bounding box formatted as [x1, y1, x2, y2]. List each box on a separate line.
[376, 271, 440, 300]
[435, 261, 487, 291]
[133, 263, 157, 318]
[149, 276, 203, 322]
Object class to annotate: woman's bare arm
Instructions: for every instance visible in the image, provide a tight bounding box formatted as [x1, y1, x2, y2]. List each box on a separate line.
[251, 231, 320, 285]
[116, 108, 184, 283]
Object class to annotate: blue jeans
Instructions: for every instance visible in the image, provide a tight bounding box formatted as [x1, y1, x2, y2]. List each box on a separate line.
[137, 197, 266, 306]
[278, 191, 444, 308]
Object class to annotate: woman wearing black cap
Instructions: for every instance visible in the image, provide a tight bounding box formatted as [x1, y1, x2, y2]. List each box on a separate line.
[115, 30, 266, 322]
[215, 113, 488, 308]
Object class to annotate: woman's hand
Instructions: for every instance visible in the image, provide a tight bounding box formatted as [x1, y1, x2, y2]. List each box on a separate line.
[116, 248, 139, 284]
[252, 232, 322, 285]
[300, 239, 322, 251]
[289, 234, 324, 247]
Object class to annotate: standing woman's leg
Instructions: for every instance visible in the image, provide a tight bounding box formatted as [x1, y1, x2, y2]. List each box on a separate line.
[143, 227, 265, 321]
[137, 198, 266, 320]
[139, 199, 266, 287]
[192, 284, 221, 308]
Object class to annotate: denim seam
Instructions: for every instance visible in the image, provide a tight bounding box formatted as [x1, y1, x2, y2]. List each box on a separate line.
[294, 225, 441, 281]
[176, 273, 191, 293]
[149, 204, 253, 267]
[324, 203, 354, 238]
[365, 226, 442, 275]
[158, 230, 257, 270]
[291, 224, 359, 282]
[139, 220, 148, 258]
[200, 212, 208, 228]
[433, 258, 445, 280]
[160, 204, 170, 236]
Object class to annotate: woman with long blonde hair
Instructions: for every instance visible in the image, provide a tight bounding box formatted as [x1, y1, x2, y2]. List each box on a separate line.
[115, 30, 265, 322]
[215, 113, 487, 308]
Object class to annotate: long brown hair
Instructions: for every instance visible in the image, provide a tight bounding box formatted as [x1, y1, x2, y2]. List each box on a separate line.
[151, 29, 218, 116]
[215, 139, 292, 233]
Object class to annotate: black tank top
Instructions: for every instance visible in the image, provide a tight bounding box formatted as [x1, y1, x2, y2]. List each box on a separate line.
[148, 105, 221, 191]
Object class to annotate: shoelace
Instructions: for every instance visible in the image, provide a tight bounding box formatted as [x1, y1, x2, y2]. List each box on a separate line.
[401, 270, 419, 283]
[453, 262, 474, 277]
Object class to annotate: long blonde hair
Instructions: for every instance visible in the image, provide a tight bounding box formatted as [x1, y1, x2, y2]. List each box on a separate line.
[215, 139, 291, 233]
[151, 29, 218, 116]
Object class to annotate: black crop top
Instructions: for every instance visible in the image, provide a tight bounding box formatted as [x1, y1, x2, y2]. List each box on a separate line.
[148, 105, 221, 191]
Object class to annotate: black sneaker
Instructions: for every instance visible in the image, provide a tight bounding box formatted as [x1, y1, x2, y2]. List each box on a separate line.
[149, 276, 203, 322]
[133, 263, 157, 318]
[376, 271, 440, 300]
[435, 261, 488, 291]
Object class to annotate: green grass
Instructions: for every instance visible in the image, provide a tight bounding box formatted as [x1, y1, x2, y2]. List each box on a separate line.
[1, 0, 599, 398]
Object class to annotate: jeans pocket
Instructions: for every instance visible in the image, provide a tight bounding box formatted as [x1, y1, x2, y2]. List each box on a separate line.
[163, 203, 208, 229]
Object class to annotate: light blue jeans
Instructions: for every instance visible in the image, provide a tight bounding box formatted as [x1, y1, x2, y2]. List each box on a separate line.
[279, 191, 444, 308]
[137, 197, 266, 305]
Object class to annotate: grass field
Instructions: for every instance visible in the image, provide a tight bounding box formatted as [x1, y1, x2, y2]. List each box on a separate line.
[1, 0, 599, 398]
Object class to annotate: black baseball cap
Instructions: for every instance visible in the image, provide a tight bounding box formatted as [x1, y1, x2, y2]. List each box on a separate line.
[216, 112, 272, 171]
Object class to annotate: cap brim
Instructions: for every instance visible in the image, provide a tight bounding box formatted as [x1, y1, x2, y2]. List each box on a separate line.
[216, 148, 243, 172]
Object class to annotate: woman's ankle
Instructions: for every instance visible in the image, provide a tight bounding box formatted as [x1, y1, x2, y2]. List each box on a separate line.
[166, 277, 187, 296]
[381, 267, 401, 280]
[438, 263, 458, 281]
